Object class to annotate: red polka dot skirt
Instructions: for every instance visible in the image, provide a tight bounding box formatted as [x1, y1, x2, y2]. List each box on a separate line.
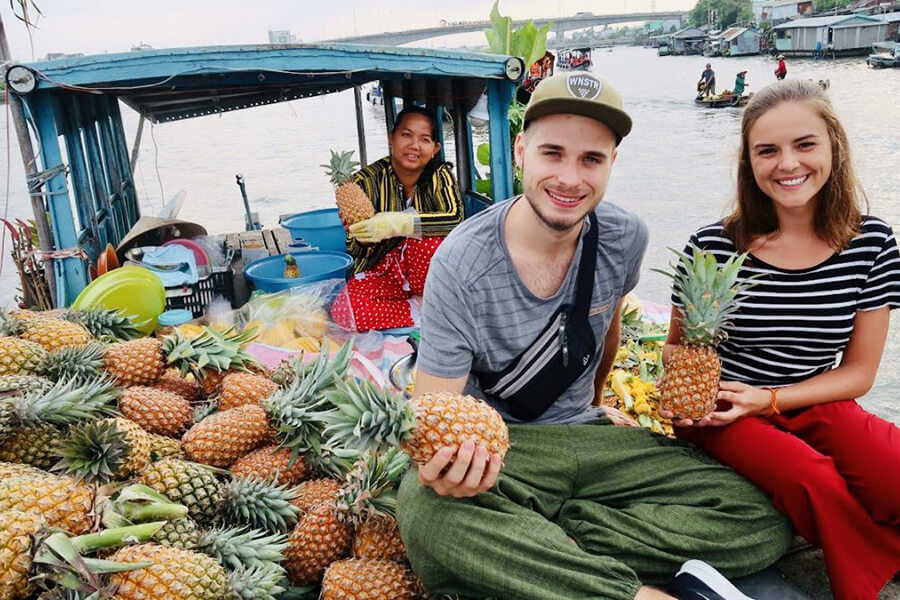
[331, 236, 444, 331]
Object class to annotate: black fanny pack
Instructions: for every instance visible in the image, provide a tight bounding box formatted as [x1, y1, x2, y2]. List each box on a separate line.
[474, 212, 598, 421]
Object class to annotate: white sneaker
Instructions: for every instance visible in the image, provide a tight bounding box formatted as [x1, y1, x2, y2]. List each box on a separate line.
[671, 560, 755, 600]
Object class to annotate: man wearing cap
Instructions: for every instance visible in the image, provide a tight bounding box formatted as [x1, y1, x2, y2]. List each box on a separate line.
[396, 71, 791, 600]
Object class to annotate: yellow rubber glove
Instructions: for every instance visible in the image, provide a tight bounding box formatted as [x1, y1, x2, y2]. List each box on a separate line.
[348, 211, 418, 244]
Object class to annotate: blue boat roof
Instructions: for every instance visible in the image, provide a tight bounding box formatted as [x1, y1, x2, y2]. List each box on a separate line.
[23, 43, 519, 122]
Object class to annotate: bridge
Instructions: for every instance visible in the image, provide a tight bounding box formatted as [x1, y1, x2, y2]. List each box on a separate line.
[326, 12, 687, 46]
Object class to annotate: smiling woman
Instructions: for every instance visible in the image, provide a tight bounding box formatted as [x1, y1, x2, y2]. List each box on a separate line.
[329, 106, 464, 332]
[664, 79, 900, 600]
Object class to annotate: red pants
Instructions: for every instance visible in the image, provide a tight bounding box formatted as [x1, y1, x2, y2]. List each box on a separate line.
[677, 400, 900, 600]
[331, 237, 443, 332]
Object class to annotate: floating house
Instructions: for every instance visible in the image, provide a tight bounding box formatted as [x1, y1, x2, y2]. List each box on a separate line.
[713, 27, 763, 56]
[667, 27, 708, 55]
[773, 14, 888, 55]
[758, 0, 815, 24]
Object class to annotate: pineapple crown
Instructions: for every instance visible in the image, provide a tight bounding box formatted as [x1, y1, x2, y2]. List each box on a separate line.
[54, 418, 134, 483]
[197, 526, 289, 571]
[0, 308, 25, 336]
[335, 447, 411, 524]
[63, 308, 142, 342]
[222, 475, 301, 533]
[319, 378, 416, 453]
[12, 377, 119, 427]
[162, 325, 260, 378]
[42, 342, 106, 383]
[653, 245, 756, 346]
[226, 563, 288, 600]
[320, 149, 360, 187]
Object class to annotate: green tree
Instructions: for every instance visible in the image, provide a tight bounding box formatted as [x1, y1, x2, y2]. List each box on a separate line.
[689, 0, 753, 28]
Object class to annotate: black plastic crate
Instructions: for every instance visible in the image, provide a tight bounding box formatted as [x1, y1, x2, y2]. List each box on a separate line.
[165, 269, 234, 318]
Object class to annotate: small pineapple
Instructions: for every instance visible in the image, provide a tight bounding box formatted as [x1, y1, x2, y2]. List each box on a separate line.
[148, 431, 186, 461]
[107, 544, 229, 600]
[284, 448, 408, 586]
[321, 378, 510, 464]
[119, 386, 193, 437]
[230, 444, 308, 486]
[0, 509, 46, 600]
[0, 470, 96, 534]
[140, 458, 225, 525]
[3, 312, 92, 352]
[182, 404, 270, 467]
[322, 558, 423, 600]
[151, 368, 200, 403]
[283, 254, 300, 279]
[353, 514, 406, 562]
[218, 371, 279, 411]
[290, 478, 342, 515]
[153, 517, 202, 550]
[0, 336, 48, 376]
[322, 149, 375, 227]
[655, 246, 754, 419]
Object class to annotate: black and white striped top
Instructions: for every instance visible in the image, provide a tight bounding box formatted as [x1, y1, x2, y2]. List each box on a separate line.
[671, 218, 900, 387]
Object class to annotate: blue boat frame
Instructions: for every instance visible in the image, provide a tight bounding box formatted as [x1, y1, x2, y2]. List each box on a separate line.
[8, 43, 523, 305]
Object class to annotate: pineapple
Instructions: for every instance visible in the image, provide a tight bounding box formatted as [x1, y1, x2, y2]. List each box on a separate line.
[119, 386, 193, 437]
[0, 336, 48, 376]
[322, 558, 423, 600]
[0, 470, 96, 534]
[139, 458, 225, 525]
[0, 374, 53, 395]
[322, 149, 374, 228]
[105, 326, 259, 387]
[54, 417, 152, 483]
[148, 432, 186, 461]
[283, 254, 300, 279]
[290, 478, 341, 515]
[655, 246, 753, 420]
[182, 404, 270, 467]
[108, 544, 228, 600]
[353, 514, 406, 562]
[1, 312, 92, 352]
[0, 377, 118, 466]
[284, 447, 408, 586]
[0, 510, 162, 600]
[219, 372, 279, 411]
[151, 368, 199, 402]
[230, 444, 308, 486]
[0, 509, 46, 600]
[152, 517, 201, 550]
[321, 378, 510, 464]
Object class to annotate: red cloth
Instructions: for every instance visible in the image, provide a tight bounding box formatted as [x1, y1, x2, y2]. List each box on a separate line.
[677, 400, 900, 600]
[331, 237, 443, 331]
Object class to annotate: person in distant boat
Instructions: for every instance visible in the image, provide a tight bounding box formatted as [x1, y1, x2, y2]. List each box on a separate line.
[774, 54, 787, 79]
[733, 70, 747, 96]
[330, 106, 462, 332]
[663, 79, 900, 600]
[699, 63, 716, 97]
[398, 71, 792, 600]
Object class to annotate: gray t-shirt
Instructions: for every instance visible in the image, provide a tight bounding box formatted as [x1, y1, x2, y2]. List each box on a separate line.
[418, 197, 649, 424]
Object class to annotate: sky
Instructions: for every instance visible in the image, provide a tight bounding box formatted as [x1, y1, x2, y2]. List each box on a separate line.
[1, 0, 695, 60]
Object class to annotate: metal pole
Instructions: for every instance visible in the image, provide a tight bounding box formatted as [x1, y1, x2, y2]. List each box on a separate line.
[352, 86, 368, 166]
[0, 14, 57, 306]
[130, 113, 145, 171]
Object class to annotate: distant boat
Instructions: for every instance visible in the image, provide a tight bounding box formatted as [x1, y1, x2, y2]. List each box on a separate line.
[694, 93, 751, 108]
[867, 41, 900, 68]
[556, 48, 593, 71]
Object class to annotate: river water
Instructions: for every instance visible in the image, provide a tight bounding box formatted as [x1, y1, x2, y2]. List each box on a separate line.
[1, 46, 898, 420]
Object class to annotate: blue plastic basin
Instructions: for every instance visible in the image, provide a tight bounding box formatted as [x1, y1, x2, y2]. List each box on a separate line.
[281, 208, 346, 252]
[243, 251, 353, 292]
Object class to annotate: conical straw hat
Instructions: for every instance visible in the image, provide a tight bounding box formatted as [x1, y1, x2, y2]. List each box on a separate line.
[115, 216, 207, 259]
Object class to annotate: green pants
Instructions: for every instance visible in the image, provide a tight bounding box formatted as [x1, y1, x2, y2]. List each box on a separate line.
[397, 421, 792, 600]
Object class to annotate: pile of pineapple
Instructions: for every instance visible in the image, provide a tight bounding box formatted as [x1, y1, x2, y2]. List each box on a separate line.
[601, 304, 675, 437]
[0, 305, 508, 600]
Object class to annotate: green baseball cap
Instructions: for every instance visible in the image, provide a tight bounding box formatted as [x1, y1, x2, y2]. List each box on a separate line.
[524, 72, 632, 143]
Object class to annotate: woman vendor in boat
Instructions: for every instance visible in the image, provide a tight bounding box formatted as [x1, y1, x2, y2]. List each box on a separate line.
[733, 70, 747, 96]
[330, 106, 463, 331]
[663, 79, 900, 600]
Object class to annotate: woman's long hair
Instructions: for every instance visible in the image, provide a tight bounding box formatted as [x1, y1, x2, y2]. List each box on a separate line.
[724, 79, 866, 252]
